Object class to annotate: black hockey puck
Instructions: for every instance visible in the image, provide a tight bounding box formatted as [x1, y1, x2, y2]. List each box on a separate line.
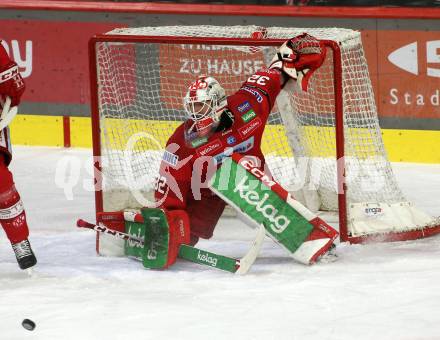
[22, 319, 36, 331]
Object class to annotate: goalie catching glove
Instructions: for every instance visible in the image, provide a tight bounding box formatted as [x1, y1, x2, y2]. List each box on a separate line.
[269, 33, 326, 92]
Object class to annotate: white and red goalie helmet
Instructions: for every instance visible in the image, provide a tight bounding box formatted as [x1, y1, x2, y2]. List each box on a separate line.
[183, 75, 226, 135]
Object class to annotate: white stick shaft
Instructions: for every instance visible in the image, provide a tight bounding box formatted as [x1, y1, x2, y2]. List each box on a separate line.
[1, 96, 11, 116]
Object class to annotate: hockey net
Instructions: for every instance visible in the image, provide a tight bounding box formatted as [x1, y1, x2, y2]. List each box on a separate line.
[89, 25, 440, 247]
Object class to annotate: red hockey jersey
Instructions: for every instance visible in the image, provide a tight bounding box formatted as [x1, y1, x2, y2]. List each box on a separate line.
[155, 69, 282, 242]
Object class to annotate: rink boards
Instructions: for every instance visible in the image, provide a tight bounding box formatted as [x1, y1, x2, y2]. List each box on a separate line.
[7, 114, 440, 163]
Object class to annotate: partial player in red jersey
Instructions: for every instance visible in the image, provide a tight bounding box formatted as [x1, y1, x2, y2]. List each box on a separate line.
[0, 41, 36, 270]
[155, 34, 338, 264]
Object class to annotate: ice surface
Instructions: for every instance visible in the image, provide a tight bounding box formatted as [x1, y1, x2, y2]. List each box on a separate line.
[1, 146, 439, 340]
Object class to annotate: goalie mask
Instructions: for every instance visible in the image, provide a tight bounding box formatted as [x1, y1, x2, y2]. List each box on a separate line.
[183, 76, 226, 136]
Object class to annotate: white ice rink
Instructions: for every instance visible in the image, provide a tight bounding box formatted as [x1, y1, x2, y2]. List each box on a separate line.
[1, 146, 440, 340]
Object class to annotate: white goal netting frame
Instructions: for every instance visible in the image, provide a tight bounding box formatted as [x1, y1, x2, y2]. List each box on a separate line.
[89, 25, 440, 246]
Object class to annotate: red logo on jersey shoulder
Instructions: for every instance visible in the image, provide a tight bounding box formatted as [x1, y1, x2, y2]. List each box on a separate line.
[238, 117, 262, 139]
[196, 138, 223, 157]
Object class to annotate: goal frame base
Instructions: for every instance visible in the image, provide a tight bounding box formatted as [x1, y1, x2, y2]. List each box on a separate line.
[346, 224, 440, 243]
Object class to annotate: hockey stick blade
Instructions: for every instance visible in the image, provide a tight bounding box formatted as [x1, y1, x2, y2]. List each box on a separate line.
[235, 223, 265, 274]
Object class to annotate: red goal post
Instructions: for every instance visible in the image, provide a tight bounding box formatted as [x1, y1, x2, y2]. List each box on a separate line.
[88, 26, 440, 246]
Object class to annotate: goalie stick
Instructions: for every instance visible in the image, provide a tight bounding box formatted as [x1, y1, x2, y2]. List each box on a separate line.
[76, 218, 265, 274]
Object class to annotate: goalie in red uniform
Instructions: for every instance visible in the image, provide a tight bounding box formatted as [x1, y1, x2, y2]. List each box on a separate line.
[154, 34, 338, 266]
[0, 41, 37, 270]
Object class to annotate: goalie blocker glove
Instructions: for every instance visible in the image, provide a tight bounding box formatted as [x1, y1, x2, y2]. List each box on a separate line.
[269, 33, 326, 92]
[101, 209, 191, 269]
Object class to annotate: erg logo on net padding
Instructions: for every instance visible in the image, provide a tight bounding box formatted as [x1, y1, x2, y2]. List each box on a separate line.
[364, 206, 384, 218]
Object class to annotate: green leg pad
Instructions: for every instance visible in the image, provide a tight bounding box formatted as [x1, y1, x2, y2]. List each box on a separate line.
[124, 208, 170, 269]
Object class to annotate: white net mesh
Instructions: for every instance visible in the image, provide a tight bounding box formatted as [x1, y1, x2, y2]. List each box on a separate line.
[93, 25, 438, 239]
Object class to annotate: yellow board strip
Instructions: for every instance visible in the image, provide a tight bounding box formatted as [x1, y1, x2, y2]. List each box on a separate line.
[8, 114, 440, 164]
[9, 115, 63, 147]
[382, 129, 440, 163]
[70, 116, 93, 148]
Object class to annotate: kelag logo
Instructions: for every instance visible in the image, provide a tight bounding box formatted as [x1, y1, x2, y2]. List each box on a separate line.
[388, 40, 440, 77]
